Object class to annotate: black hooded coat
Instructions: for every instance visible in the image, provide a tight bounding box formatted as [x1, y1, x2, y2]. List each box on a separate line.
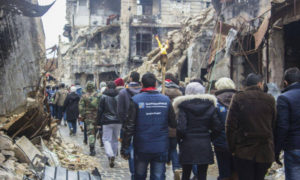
[63, 92, 80, 122]
[173, 94, 222, 165]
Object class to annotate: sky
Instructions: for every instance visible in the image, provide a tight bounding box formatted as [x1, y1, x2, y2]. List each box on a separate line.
[38, 0, 67, 50]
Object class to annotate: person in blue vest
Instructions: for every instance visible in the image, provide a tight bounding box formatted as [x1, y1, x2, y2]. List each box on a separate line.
[121, 72, 176, 180]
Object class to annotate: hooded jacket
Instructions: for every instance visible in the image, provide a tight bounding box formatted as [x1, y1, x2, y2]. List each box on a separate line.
[213, 89, 236, 150]
[173, 94, 221, 165]
[63, 92, 80, 122]
[117, 82, 141, 123]
[97, 89, 121, 125]
[226, 86, 276, 163]
[164, 81, 182, 137]
[275, 82, 300, 157]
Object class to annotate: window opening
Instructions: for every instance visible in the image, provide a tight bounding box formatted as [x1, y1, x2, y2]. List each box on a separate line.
[136, 33, 152, 56]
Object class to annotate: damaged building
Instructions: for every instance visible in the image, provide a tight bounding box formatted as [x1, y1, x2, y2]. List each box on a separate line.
[56, 0, 211, 86]
[207, 0, 300, 88]
[131, 0, 300, 89]
[0, 0, 51, 115]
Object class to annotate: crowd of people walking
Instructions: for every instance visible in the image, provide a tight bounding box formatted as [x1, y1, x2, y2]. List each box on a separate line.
[45, 67, 300, 180]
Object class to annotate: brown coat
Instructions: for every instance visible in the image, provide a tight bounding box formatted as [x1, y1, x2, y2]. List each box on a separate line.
[226, 86, 276, 163]
[165, 85, 182, 137]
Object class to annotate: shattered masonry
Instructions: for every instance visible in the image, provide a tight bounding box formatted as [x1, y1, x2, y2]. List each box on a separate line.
[132, 0, 300, 90]
[55, 0, 211, 86]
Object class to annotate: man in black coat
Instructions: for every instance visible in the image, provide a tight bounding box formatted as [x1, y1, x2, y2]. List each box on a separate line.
[117, 71, 141, 179]
[226, 73, 276, 180]
[97, 81, 122, 168]
[63, 86, 80, 136]
[275, 67, 300, 180]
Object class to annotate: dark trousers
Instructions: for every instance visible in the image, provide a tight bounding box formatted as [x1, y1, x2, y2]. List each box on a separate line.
[134, 152, 168, 180]
[168, 137, 181, 171]
[215, 150, 235, 179]
[182, 164, 208, 180]
[57, 106, 64, 120]
[67, 121, 77, 134]
[234, 157, 271, 180]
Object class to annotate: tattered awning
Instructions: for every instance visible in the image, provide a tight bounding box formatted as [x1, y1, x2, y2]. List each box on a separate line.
[0, 0, 55, 17]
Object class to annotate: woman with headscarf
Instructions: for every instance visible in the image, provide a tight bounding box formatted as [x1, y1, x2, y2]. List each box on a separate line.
[173, 82, 222, 180]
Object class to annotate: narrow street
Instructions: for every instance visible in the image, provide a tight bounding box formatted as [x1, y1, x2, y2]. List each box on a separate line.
[58, 124, 218, 180]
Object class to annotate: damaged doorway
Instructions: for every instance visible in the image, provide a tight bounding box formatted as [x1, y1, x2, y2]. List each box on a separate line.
[240, 35, 261, 77]
[284, 20, 300, 70]
[180, 58, 188, 81]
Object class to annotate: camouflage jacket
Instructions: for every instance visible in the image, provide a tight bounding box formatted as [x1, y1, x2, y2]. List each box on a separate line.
[79, 91, 100, 119]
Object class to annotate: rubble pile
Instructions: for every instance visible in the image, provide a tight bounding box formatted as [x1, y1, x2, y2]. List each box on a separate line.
[0, 133, 35, 180]
[46, 135, 101, 171]
[131, 7, 216, 81]
[0, 76, 101, 179]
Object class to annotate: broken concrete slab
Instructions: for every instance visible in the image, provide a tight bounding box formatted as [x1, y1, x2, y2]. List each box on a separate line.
[14, 136, 43, 164]
[0, 134, 14, 150]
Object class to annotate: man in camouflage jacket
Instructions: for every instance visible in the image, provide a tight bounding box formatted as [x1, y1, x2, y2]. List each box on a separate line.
[79, 81, 99, 156]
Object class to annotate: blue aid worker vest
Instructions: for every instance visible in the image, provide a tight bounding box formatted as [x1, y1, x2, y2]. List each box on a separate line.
[132, 91, 170, 153]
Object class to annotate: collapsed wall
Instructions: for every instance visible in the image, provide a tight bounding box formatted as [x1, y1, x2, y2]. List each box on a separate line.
[0, 7, 45, 115]
[131, 7, 216, 82]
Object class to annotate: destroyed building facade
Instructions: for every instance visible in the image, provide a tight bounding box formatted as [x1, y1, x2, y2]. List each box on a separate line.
[57, 0, 211, 86]
[131, 0, 300, 90]
[207, 0, 300, 88]
[0, 0, 47, 115]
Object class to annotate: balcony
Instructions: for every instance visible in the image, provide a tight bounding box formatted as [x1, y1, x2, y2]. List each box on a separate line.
[131, 15, 160, 25]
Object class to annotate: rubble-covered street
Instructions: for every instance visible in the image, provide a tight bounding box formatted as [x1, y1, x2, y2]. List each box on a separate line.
[1, 0, 300, 179]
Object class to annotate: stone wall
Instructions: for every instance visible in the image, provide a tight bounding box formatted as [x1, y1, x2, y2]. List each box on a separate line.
[0, 13, 45, 115]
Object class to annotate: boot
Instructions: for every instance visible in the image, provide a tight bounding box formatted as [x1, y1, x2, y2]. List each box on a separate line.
[109, 157, 115, 168]
[99, 139, 104, 147]
[89, 145, 96, 156]
[83, 139, 87, 145]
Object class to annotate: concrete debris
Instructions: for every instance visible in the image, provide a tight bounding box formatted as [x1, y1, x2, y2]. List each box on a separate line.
[41, 138, 60, 166]
[47, 135, 102, 171]
[0, 133, 14, 150]
[1, 150, 15, 157]
[14, 136, 43, 164]
[0, 153, 5, 164]
[128, 7, 216, 81]
[0, 133, 35, 179]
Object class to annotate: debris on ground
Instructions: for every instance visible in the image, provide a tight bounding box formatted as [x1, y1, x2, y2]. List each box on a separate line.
[0, 75, 101, 179]
[0, 132, 36, 180]
[46, 132, 102, 171]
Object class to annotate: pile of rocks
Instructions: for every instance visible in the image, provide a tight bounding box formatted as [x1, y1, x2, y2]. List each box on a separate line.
[129, 7, 216, 81]
[46, 135, 102, 171]
[0, 132, 35, 179]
